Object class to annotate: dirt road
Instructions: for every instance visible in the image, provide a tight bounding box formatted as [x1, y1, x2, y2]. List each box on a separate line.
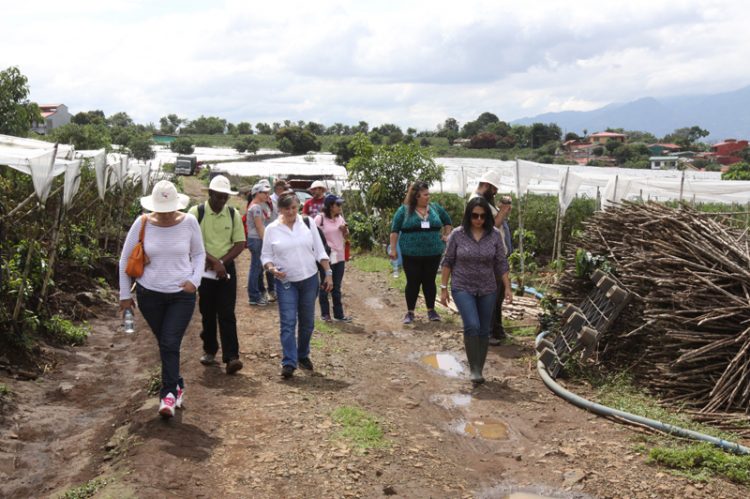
[1, 251, 748, 498]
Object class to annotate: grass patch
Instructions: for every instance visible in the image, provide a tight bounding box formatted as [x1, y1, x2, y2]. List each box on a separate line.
[331, 406, 389, 450]
[44, 315, 89, 346]
[648, 443, 750, 483]
[505, 321, 538, 337]
[351, 254, 391, 273]
[60, 477, 110, 499]
[145, 367, 161, 396]
[0, 383, 10, 397]
[314, 320, 339, 335]
[310, 337, 325, 350]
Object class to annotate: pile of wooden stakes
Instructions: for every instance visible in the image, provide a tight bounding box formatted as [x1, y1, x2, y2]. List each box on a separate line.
[555, 201, 750, 417]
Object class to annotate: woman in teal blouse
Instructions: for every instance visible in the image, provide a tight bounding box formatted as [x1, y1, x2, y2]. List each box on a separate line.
[389, 181, 453, 324]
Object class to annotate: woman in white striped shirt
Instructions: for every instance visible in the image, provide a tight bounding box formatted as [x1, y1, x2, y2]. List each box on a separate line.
[261, 191, 333, 379]
[119, 181, 205, 418]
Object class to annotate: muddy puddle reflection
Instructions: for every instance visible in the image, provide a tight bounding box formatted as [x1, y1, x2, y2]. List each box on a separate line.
[431, 393, 473, 409]
[421, 353, 464, 377]
[455, 419, 509, 440]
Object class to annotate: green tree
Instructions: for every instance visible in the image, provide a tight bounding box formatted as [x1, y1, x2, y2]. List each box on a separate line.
[722, 162, 750, 180]
[170, 137, 195, 154]
[72, 110, 105, 126]
[129, 133, 155, 161]
[159, 114, 182, 134]
[237, 122, 253, 135]
[256, 122, 272, 134]
[107, 112, 134, 129]
[530, 122, 562, 148]
[662, 126, 710, 149]
[346, 133, 444, 214]
[49, 123, 111, 150]
[331, 137, 355, 166]
[278, 137, 294, 153]
[187, 115, 226, 135]
[352, 121, 369, 134]
[437, 117, 459, 137]
[275, 126, 321, 154]
[0, 66, 41, 137]
[235, 136, 259, 154]
[305, 122, 326, 135]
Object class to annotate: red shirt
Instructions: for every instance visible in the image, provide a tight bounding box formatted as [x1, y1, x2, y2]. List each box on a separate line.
[302, 197, 325, 218]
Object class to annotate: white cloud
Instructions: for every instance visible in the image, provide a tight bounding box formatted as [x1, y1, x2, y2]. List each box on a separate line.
[1, 0, 748, 129]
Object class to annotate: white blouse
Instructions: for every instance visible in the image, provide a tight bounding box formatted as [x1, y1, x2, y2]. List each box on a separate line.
[261, 215, 329, 283]
[118, 214, 206, 300]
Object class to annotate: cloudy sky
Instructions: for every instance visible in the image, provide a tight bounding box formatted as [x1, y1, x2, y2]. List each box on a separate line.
[2, 0, 749, 131]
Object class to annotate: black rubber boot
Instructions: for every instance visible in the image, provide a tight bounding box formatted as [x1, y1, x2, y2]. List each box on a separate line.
[464, 336, 486, 385]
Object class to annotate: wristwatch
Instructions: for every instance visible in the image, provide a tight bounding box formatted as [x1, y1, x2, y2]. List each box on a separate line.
[325, 270, 333, 276]
[440, 284, 448, 289]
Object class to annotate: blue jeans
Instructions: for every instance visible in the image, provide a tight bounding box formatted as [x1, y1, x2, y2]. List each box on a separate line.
[451, 289, 497, 337]
[276, 273, 319, 368]
[136, 284, 196, 398]
[247, 238, 263, 302]
[319, 261, 345, 319]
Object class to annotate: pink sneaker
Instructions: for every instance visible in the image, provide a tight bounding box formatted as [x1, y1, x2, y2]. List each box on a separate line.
[175, 386, 184, 409]
[159, 393, 176, 418]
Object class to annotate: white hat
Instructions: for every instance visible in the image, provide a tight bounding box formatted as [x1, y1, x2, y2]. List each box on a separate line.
[140, 180, 189, 213]
[478, 171, 502, 190]
[251, 182, 271, 196]
[309, 180, 327, 191]
[208, 175, 238, 195]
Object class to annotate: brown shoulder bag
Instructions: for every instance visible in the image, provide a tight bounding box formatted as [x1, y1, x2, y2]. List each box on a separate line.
[125, 214, 149, 278]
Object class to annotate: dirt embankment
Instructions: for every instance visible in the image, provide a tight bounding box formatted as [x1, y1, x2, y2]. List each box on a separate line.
[1, 251, 748, 498]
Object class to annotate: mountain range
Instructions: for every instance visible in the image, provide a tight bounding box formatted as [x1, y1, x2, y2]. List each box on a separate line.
[511, 85, 750, 142]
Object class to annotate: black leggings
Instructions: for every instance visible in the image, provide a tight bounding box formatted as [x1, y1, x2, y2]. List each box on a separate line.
[402, 254, 442, 311]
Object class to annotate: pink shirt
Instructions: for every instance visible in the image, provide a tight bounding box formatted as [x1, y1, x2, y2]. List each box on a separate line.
[315, 214, 346, 260]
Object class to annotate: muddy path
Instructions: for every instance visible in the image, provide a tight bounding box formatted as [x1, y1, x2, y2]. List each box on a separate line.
[1, 250, 749, 498]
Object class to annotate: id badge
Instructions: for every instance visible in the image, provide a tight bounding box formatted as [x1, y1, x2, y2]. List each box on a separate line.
[421, 220, 430, 229]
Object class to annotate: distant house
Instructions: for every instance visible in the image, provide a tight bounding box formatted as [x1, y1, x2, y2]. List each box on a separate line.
[32, 104, 72, 135]
[647, 143, 681, 156]
[453, 138, 471, 147]
[650, 156, 679, 170]
[589, 132, 626, 145]
[710, 138, 748, 165]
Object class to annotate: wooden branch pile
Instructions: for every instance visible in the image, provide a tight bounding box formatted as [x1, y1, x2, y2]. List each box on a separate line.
[555, 201, 750, 415]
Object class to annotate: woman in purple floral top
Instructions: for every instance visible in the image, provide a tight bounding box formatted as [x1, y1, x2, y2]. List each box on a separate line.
[440, 197, 512, 385]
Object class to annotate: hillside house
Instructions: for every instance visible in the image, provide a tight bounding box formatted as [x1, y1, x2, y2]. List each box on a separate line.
[710, 139, 748, 165]
[589, 132, 626, 145]
[32, 104, 72, 135]
[650, 156, 679, 170]
[648, 143, 681, 156]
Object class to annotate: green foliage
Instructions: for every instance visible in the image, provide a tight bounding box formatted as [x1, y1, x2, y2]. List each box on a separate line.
[346, 212, 379, 251]
[49, 123, 112, 150]
[662, 126, 710, 148]
[574, 248, 612, 278]
[181, 115, 227, 134]
[145, 367, 161, 396]
[346, 133, 444, 219]
[331, 406, 389, 450]
[234, 136, 259, 154]
[722, 162, 750, 180]
[72, 110, 106, 126]
[43, 315, 89, 346]
[128, 133, 155, 161]
[170, 137, 195, 154]
[648, 444, 750, 483]
[275, 126, 321, 154]
[159, 114, 183, 134]
[0, 66, 41, 136]
[0, 383, 10, 397]
[429, 192, 464, 228]
[61, 478, 110, 499]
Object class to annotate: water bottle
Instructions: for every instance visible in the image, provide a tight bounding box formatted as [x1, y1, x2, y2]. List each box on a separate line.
[123, 309, 135, 334]
[276, 266, 291, 290]
[391, 259, 399, 278]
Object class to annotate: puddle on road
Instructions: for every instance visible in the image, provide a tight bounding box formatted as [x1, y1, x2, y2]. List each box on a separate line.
[421, 353, 464, 377]
[454, 418, 509, 440]
[431, 393, 473, 409]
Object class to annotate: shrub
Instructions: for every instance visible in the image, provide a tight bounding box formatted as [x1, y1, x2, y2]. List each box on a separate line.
[170, 137, 195, 154]
[347, 212, 379, 251]
[469, 132, 498, 149]
[43, 315, 89, 346]
[429, 192, 465, 227]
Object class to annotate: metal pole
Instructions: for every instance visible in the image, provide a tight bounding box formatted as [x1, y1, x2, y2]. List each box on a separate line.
[679, 169, 685, 202]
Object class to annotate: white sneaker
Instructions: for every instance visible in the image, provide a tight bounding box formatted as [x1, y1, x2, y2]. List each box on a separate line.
[200, 353, 216, 365]
[175, 386, 184, 409]
[159, 393, 176, 418]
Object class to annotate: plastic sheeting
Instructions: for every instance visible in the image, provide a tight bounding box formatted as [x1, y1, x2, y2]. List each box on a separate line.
[603, 174, 750, 206]
[62, 159, 83, 207]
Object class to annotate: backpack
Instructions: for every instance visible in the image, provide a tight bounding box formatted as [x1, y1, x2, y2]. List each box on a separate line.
[197, 203, 236, 229]
[302, 215, 331, 256]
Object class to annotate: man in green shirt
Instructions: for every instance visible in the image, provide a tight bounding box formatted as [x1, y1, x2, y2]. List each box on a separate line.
[188, 175, 246, 374]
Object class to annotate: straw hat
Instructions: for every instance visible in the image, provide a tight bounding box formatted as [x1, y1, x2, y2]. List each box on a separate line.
[140, 180, 189, 213]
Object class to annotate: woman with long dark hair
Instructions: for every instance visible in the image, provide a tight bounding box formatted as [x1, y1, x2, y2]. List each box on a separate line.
[261, 191, 333, 378]
[439, 197, 512, 385]
[389, 181, 452, 324]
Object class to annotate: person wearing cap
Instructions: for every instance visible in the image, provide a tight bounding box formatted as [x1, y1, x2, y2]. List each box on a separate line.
[246, 181, 273, 306]
[270, 179, 289, 209]
[315, 193, 351, 322]
[470, 171, 513, 344]
[188, 175, 246, 375]
[118, 180, 206, 418]
[302, 180, 327, 218]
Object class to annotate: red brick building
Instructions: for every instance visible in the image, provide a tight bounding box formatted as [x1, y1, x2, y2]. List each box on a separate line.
[710, 139, 748, 165]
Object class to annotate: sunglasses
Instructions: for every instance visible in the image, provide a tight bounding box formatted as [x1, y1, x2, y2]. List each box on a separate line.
[471, 212, 486, 220]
